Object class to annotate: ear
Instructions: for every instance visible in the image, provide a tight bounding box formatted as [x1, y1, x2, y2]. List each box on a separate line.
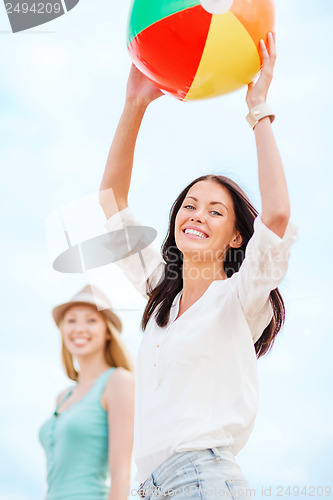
[229, 232, 243, 249]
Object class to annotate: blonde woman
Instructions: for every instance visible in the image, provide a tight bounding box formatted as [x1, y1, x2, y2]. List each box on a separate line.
[39, 285, 135, 500]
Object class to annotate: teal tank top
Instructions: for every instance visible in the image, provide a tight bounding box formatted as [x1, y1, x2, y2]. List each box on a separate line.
[39, 367, 116, 500]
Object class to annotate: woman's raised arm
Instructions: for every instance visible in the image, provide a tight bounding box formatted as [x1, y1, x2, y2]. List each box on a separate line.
[99, 64, 163, 219]
[246, 32, 291, 238]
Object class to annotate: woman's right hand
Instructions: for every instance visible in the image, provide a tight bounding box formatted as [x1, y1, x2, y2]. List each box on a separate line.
[125, 63, 164, 106]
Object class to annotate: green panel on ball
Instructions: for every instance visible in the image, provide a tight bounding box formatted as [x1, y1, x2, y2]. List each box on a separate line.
[127, 0, 201, 45]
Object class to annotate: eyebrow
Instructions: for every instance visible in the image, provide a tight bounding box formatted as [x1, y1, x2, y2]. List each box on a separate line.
[184, 196, 229, 212]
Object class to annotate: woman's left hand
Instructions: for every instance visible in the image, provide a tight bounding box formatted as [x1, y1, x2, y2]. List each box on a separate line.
[246, 31, 277, 110]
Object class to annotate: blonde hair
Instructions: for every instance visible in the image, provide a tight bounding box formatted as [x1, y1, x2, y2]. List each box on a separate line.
[59, 311, 135, 381]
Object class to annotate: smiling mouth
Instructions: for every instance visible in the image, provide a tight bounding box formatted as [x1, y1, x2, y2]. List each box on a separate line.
[183, 228, 208, 239]
[71, 337, 90, 346]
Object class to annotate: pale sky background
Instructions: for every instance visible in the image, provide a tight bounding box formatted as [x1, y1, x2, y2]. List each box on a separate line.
[0, 0, 332, 499]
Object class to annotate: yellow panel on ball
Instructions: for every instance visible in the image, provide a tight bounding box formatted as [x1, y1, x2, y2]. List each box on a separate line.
[185, 11, 260, 100]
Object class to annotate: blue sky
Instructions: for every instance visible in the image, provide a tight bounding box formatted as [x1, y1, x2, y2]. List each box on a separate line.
[0, 0, 332, 498]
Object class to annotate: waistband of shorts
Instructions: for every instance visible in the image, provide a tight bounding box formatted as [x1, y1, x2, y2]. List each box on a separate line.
[142, 445, 235, 488]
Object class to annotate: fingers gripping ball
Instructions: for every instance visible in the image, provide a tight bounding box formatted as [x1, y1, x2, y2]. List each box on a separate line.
[127, 0, 275, 101]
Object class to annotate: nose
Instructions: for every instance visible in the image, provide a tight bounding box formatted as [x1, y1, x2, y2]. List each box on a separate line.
[190, 209, 205, 223]
[72, 321, 86, 332]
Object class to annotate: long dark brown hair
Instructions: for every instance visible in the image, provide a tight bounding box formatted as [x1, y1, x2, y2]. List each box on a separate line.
[142, 174, 285, 359]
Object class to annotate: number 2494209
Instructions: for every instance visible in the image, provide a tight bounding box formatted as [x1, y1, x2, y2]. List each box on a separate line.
[6, 3, 62, 14]
[276, 485, 331, 496]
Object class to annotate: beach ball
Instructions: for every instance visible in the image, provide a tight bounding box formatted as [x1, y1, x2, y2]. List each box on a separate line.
[127, 0, 275, 101]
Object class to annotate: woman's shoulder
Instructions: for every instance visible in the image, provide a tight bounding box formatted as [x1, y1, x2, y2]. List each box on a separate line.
[101, 368, 135, 410]
[55, 386, 73, 406]
[105, 367, 134, 391]
[212, 273, 238, 291]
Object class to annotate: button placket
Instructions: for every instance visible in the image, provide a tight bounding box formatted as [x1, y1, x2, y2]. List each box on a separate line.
[153, 339, 161, 389]
[153, 325, 168, 389]
[152, 308, 177, 389]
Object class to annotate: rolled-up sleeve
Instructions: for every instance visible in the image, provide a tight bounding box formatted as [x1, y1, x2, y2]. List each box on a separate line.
[236, 216, 298, 341]
[104, 207, 165, 299]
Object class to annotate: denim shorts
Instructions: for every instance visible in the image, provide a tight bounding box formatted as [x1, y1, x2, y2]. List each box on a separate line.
[136, 446, 252, 499]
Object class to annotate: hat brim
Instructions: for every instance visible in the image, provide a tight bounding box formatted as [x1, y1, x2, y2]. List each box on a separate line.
[52, 301, 122, 333]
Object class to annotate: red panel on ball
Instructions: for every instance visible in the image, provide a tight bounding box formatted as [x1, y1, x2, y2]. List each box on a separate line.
[128, 5, 212, 100]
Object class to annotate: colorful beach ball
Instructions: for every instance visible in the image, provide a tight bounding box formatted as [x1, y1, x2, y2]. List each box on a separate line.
[127, 0, 275, 101]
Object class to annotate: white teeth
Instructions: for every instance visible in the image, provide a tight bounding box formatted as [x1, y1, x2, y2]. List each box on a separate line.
[72, 338, 89, 345]
[184, 229, 207, 238]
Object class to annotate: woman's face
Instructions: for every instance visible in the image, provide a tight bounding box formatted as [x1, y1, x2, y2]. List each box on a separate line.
[175, 180, 242, 261]
[61, 305, 110, 358]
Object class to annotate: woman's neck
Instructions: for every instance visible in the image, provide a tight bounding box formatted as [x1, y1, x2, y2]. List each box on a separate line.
[180, 259, 227, 304]
[76, 354, 110, 385]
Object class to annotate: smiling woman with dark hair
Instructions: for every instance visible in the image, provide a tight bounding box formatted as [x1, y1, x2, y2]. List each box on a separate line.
[141, 173, 287, 359]
[99, 33, 298, 499]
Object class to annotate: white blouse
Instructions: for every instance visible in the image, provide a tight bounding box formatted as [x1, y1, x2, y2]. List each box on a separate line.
[105, 207, 298, 483]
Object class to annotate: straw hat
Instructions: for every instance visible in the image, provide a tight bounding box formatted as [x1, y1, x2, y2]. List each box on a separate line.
[52, 285, 122, 332]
